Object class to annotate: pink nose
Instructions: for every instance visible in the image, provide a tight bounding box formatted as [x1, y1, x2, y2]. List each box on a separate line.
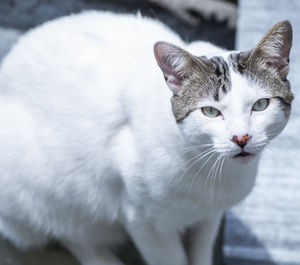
[231, 134, 252, 149]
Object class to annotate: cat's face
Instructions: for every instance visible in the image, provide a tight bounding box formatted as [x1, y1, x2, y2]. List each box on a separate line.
[176, 70, 291, 163]
[154, 21, 293, 163]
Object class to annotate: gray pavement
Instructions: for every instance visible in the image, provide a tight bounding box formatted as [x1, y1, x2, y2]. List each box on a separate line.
[224, 0, 300, 264]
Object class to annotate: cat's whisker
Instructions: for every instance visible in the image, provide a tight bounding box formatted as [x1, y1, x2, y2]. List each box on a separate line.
[266, 132, 281, 139]
[218, 157, 225, 182]
[265, 125, 285, 138]
[216, 157, 224, 190]
[178, 147, 215, 173]
[170, 146, 213, 168]
[174, 144, 214, 161]
[213, 156, 224, 194]
[184, 143, 214, 149]
[260, 150, 270, 160]
[208, 157, 218, 194]
[180, 144, 214, 156]
[210, 155, 222, 194]
[185, 151, 217, 196]
[266, 127, 282, 134]
[180, 149, 216, 179]
[210, 156, 221, 194]
[261, 146, 273, 159]
[171, 148, 215, 187]
[268, 126, 282, 132]
[203, 154, 220, 194]
[183, 145, 213, 152]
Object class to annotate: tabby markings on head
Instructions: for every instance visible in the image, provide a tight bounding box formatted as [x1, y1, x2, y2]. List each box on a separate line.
[172, 55, 232, 123]
[209, 56, 232, 101]
[228, 51, 293, 117]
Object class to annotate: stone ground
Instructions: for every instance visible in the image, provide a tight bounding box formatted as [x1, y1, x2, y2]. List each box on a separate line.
[225, 0, 300, 265]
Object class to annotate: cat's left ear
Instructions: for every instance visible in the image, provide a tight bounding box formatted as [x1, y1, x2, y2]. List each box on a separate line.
[251, 20, 292, 79]
[154, 41, 194, 95]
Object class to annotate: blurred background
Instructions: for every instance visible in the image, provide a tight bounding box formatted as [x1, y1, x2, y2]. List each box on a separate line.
[0, 0, 299, 265]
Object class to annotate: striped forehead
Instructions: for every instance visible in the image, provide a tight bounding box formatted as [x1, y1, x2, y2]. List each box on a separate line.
[171, 54, 249, 122]
[207, 55, 232, 101]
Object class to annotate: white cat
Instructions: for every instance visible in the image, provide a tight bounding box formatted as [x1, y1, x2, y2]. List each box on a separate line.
[0, 12, 293, 265]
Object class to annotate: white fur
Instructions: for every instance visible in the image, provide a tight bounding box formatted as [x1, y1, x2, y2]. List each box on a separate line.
[0, 12, 288, 265]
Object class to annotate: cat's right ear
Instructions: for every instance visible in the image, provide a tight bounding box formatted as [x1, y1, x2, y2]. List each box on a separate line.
[249, 20, 293, 79]
[154, 41, 191, 95]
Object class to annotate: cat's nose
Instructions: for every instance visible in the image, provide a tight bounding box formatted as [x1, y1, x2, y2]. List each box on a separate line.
[231, 134, 252, 149]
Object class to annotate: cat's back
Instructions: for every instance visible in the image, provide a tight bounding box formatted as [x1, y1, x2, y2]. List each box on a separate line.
[0, 12, 186, 201]
[0, 11, 181, 95]
[0, 11, 189, 134]
[0, 11, 224, 119]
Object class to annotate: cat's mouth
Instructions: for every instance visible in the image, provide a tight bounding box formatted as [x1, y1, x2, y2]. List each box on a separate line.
[232, 151, 257, 164]
[234, 151, 251, 158]
[231, 151, 256, 164]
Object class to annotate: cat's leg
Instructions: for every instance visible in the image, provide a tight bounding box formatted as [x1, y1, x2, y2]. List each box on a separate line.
[188, 213, 223, 265]
[124, 219, 188, 265]
[62, 240, 124, 265]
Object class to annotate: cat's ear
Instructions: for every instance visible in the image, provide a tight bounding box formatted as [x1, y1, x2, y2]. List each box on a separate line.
[251, 20, 292, 79]
[154, 41, 193, 95]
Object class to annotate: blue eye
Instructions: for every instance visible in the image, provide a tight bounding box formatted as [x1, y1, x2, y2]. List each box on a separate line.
[252, 98, 269, 111]
[201, 106, 221, 118]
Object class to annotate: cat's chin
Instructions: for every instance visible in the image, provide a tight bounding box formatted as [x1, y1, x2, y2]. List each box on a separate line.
[231, 151, 257, 165]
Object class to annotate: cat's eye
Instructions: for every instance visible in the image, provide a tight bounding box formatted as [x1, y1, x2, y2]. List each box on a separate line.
[252, 98, 269, 112]
[201, 106, 221, 118]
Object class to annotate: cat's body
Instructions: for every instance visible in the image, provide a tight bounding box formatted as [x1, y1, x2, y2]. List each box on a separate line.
[0, 12, 293, 265]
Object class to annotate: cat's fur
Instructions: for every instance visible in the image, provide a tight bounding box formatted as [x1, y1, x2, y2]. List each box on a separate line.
[0, 12, 293, 265]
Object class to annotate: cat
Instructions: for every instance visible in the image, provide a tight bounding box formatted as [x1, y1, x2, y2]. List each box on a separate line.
[0, 11, 293, 265]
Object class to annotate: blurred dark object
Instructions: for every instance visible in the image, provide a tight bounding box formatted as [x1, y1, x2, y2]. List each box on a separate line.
[214, 217, 225, 265]
[226, 0, 237, 4]
[0, 217, 225, 265]
[0, 0, 236, 49]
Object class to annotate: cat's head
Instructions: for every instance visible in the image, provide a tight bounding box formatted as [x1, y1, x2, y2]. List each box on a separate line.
[154, 21, 293, 163]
